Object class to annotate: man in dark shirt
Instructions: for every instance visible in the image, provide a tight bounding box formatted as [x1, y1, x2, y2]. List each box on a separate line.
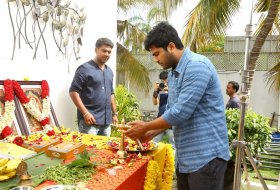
[69, 38, 118, 136]
[152, 71, 174, 146]
[226, 81, 240, 109]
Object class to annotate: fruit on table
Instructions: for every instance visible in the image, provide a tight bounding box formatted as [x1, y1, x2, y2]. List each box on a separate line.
[0, 158, 9, 167]
[0, 158, 22, 181]
[0, 170, 17, 181]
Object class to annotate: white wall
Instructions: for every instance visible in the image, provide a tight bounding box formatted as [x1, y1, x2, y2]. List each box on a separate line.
[218, 71, 279, 118]
[137, 70, 278, 120]
[0, 0, 117, 130]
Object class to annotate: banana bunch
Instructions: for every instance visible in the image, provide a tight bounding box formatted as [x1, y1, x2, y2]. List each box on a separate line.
[0, 158, 22, 181]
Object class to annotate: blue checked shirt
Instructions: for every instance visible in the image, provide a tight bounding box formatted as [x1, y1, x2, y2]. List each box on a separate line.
[162, 48, 230, 173]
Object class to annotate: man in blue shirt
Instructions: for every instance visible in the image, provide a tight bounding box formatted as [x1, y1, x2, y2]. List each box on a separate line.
[69, 38, 118, 136]
[125, 22, 230, 190]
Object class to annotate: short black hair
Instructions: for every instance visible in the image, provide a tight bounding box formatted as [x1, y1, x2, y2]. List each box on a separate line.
[95, 38, 114, 48]
[228, 81, 239, 92]
[144, 22, 184, 51]
[159, 70, 168, 80]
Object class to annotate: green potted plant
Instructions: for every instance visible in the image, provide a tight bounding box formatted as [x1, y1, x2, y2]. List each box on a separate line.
[111, 85, 141, 137]
[224, 108, 271, 190]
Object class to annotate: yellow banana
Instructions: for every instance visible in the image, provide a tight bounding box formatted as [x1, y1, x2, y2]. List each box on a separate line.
[0, 165, 7, 175]
[0, 170, 16, 181]
[0, 158, 10, 167]
[3, 158, 22, 174]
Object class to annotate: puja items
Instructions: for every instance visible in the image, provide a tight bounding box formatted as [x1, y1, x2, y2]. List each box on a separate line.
[46, 142, 85, 160]
[109, 138, 156, 151]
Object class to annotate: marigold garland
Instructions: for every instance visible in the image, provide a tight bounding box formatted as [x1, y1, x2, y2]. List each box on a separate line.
[143, 144, 175, 190]
[161, 144, 175, 190]
[144, 160, 160, 190]
[13, 80, 52, 133]
[0, 79, 15, 139]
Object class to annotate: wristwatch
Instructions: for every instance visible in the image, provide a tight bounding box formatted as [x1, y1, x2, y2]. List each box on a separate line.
[112, 112, 118, 116]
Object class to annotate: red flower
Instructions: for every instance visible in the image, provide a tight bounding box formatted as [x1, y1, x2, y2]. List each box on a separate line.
[13, 81, 30, 104]
[40, 117, 50, 126]
[1, 126, 13, 139]
[72, 135, 78, 140]
[41, 80, 50, 99]
[3, 79, 14, 101]
[46, 130, 55, 136]
[13, 136, 24, 146]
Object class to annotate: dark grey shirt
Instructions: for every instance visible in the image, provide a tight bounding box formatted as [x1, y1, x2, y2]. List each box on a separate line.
[226, 96, 240, 109]
[69, 60, 114, 125]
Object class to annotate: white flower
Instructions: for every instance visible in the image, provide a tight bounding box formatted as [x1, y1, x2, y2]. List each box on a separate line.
[0, 100, 15, 131]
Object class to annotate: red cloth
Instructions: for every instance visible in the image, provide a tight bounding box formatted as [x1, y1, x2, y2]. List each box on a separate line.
[35, 148, 150, 190]
[86, 149, 149, 190]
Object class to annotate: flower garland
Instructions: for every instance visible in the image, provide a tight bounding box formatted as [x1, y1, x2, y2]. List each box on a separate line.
[13, 80, 52, 132]
[0, 79, 15, 139]
[143, 144, 175, 190]
[143, 160, 161, 190]
[161, 144, 175, 190]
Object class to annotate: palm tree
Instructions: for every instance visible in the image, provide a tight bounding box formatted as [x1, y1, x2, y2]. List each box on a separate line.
[249, 0, 280, 91]
[117, 0, 184, 94]
[181, 0, 279, 91]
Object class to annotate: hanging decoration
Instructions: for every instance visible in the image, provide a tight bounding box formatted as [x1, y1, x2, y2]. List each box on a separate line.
[7, 0, 86, 60]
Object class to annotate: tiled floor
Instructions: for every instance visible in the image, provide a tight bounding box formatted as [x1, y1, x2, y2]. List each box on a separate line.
[172, 175, 177, 190]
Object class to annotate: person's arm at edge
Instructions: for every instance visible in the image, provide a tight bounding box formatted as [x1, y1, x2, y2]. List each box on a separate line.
[111, 94, 118, 124]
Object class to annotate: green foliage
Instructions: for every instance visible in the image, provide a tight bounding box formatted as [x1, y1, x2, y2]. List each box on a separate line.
[66, 150, 96, 169]
[111, 126, 121, 138]
[115, 85, 141, 122]
[226, 108, 272, 160]
[198, 36, 224, 52]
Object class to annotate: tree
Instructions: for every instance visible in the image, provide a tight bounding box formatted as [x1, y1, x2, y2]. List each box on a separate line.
[181, 0, 280, 91]
[117, 0, 184, 94]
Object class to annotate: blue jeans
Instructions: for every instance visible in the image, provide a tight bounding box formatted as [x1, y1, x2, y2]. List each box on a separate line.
[78, 120, 111, 136]
[176, 158, 227, 190]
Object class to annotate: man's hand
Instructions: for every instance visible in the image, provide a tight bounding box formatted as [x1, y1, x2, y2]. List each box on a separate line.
[124, 120, 147, 141]
[84, 112, 96, 126]
[112, 115, 118, 125]
[139, 130, 156, 142]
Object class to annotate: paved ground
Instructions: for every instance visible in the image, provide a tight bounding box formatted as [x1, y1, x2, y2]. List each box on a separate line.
[172, 175, 177, 190]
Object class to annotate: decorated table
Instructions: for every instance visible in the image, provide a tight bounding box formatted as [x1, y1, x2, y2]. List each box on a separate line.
[0, 133, 174, 190]
[0, 79, 174, 190]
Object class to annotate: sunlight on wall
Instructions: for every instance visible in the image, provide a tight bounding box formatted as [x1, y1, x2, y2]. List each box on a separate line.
[0, 0, 117, 130]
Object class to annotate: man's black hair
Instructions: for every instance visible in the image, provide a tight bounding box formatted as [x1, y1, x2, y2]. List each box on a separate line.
[95, 38, 114, 48]
[228, 81, 239, 92]
[159, 70, 168, 80]
[144, 22, 184, 51]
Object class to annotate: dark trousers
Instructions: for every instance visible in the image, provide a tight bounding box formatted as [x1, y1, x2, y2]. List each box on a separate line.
[176, 158, 227, 190]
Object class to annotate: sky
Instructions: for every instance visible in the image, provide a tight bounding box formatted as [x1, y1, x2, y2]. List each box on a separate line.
[119, 0, 262, 37]
[169, 0, 261, 37]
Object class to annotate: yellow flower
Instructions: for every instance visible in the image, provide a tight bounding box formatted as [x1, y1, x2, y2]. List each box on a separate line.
[161, 144, 175, 190]
[42, 135, 50, 141]
[144, 144, 175, 190]
[144, 160, 160, 190]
